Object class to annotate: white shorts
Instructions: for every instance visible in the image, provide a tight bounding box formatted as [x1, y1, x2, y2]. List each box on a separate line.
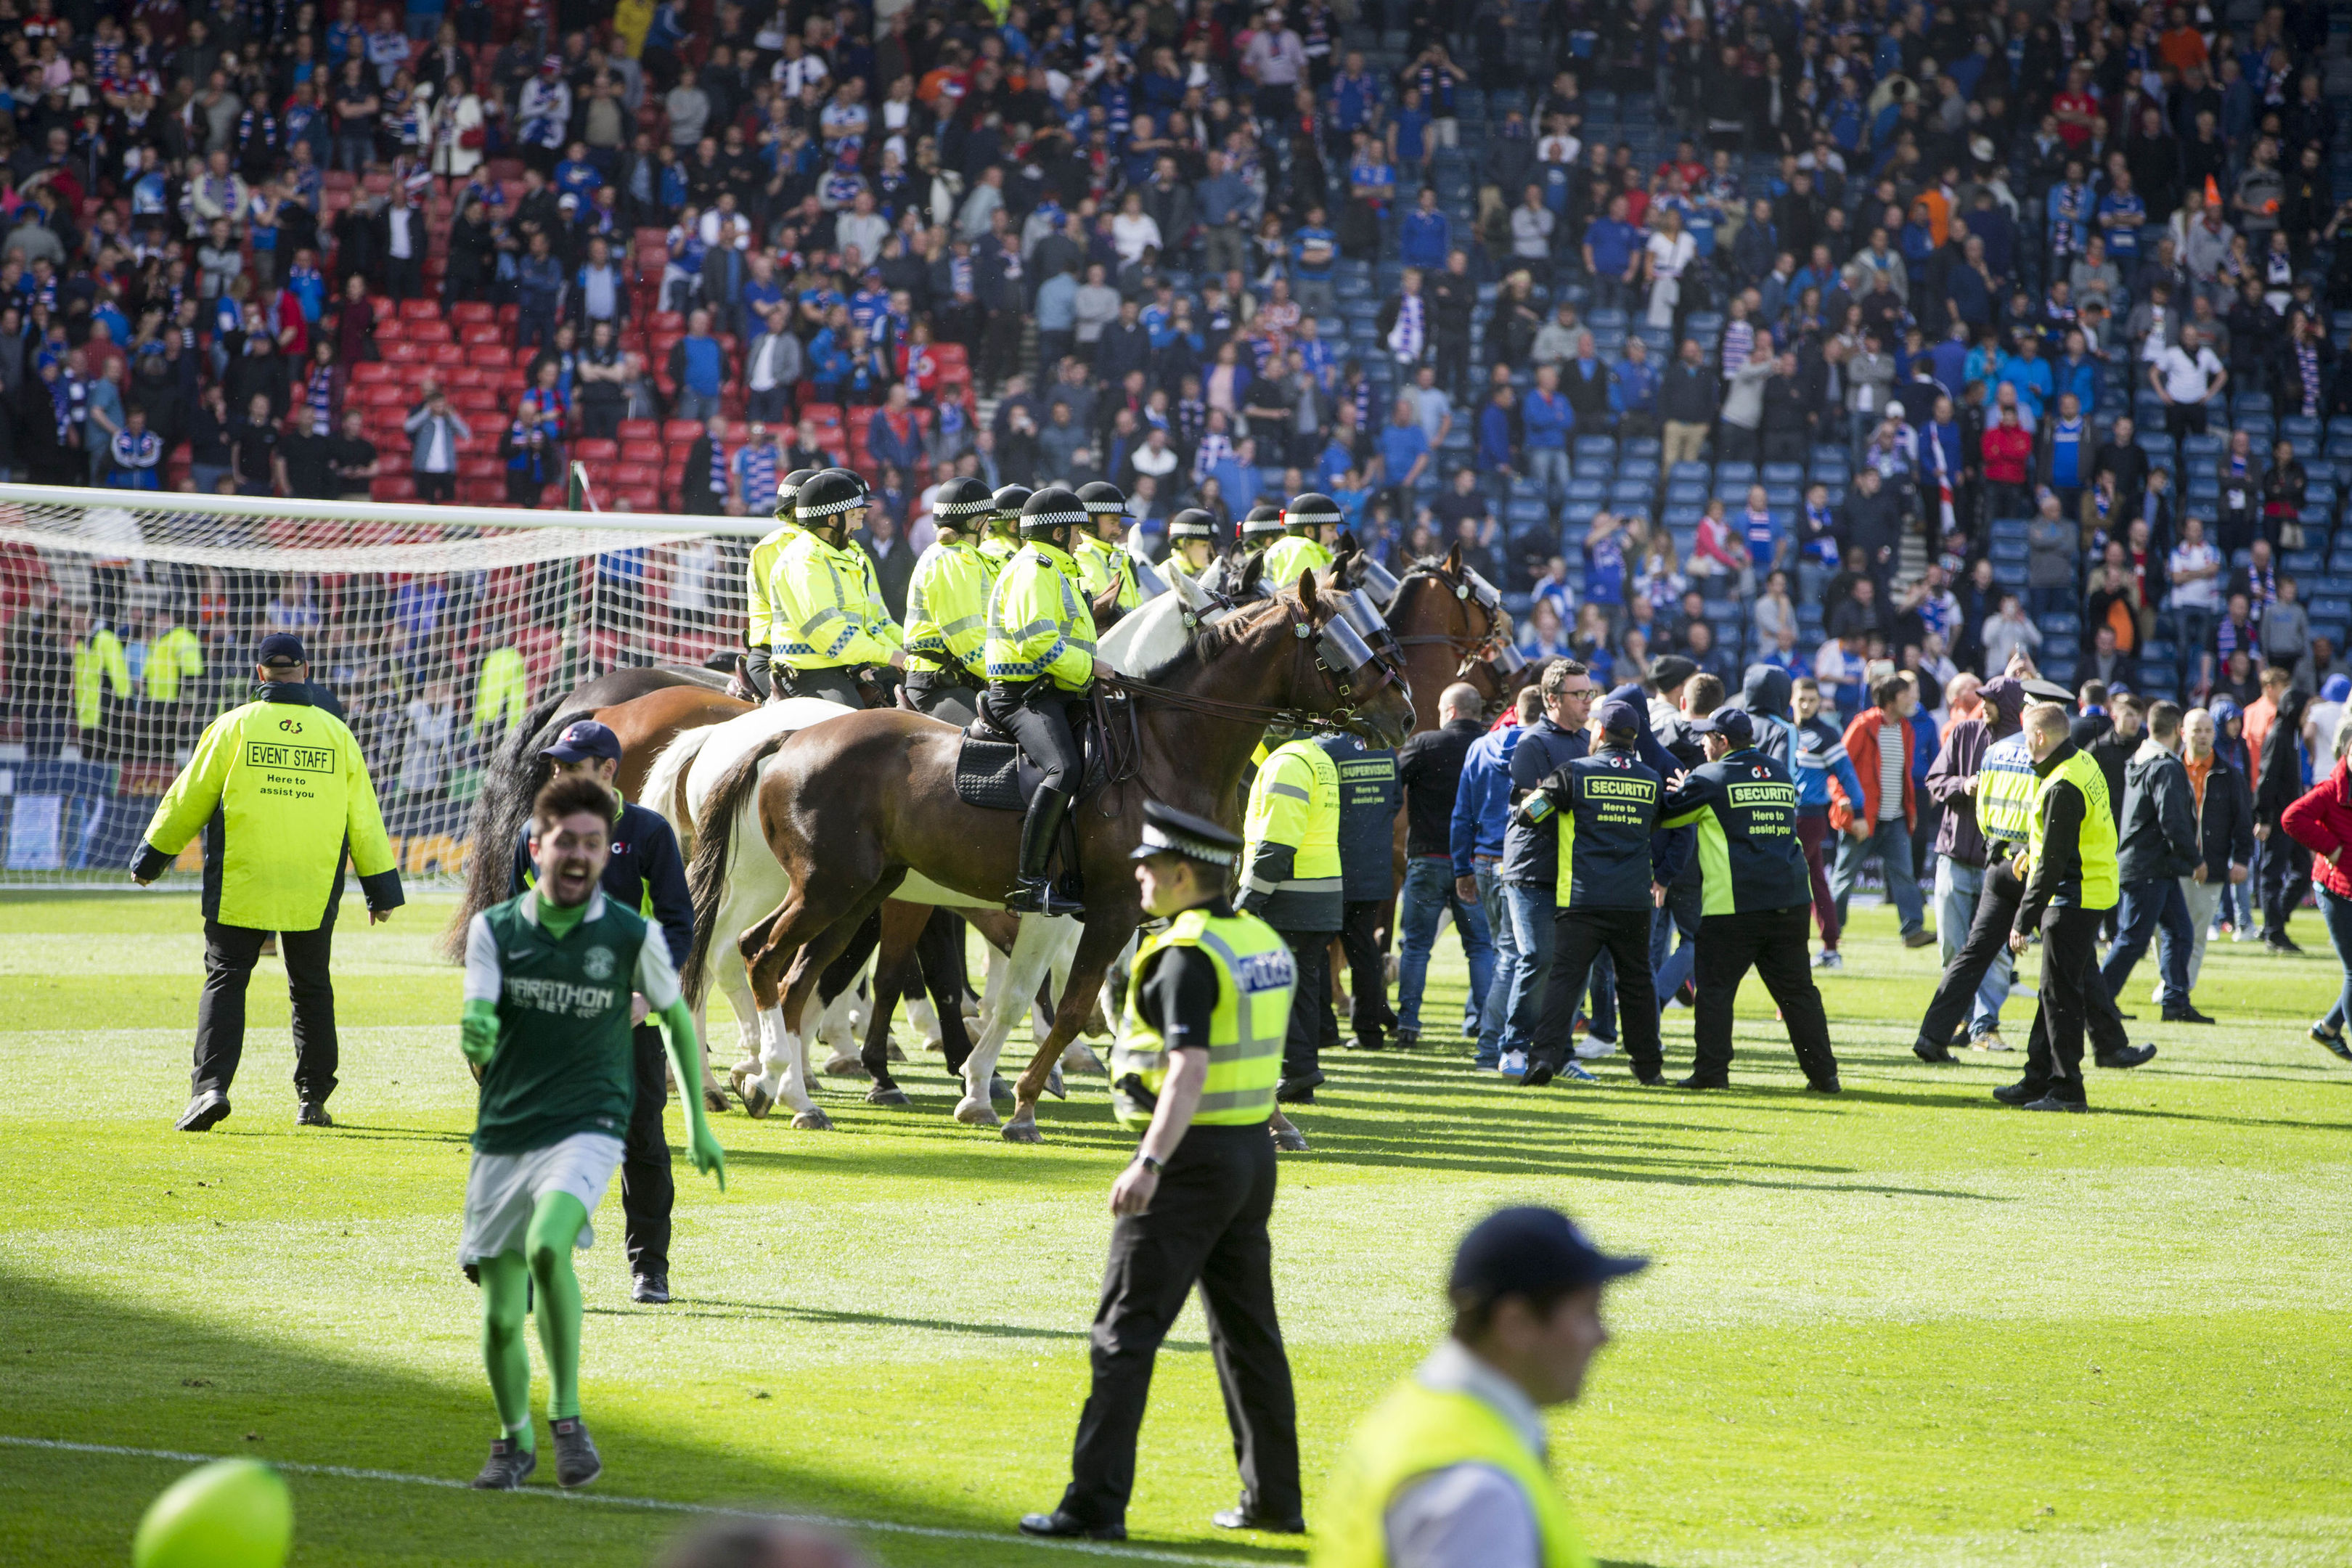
[457, 1131, 626, 1265]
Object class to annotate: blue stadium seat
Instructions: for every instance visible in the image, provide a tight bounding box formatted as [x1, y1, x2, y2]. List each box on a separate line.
[1669, 461, 1709, 484]
[1609, 480, 1652, 507]
[1665, 481, 1708, 506]
[2234, 391, 2274, 418]
[1761, 462, 1805, 486]
[1573, 435, 1617, 460]
[1617, 457, 1659, 483]
[1575, 457, 1617, 481]
[1567, 478, 1608, 505]
[1623, 436, 1663, 461]
[1716, 462, 1757, 486]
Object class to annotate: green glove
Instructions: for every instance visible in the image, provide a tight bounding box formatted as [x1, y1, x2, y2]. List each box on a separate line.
[460, 998, 498, 1066]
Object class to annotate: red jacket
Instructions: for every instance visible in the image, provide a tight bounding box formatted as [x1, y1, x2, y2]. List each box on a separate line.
[1829, 706, 1917, 832]
[1983, 424, 2033, 484]
[2282, 759, 2352, 899]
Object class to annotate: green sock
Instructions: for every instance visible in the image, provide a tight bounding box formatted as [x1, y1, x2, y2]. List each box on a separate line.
[478, 1253, 536, 1452]
[526, 1193, 589, 1422]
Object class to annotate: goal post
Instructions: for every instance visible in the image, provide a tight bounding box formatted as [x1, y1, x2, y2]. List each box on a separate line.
[0, 483, 768, 890]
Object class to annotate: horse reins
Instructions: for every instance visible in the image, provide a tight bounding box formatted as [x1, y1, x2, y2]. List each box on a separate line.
[1393, 565, 1511, 678]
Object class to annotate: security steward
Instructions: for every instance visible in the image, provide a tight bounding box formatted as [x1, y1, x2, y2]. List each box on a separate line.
[505, 719, 696, 1305]
[1260, 491, 1342, 587]
[1166, 508, 1222, 581]
[134, 633, 405, 1132]
[1318, 724, 1403, 1052]
[901, 475, 998, 726]
[739, 467, 817, 701]
[1074, 480, 1145, 613]
[981, 483, 1032, 571]
[1659, 706, 1839, 1092]
[1240, 727, 1344, 1102]
[984, 486, 1108, 916]
[1315, 1206, 1644, 1568]
[767, 467, 905, 708]
[1021, 800, 1304, 1544]
[2002, 702, 2126, 1112]
[1911, 682, 2153, 1071]
[1521, 698, 1666, 1089]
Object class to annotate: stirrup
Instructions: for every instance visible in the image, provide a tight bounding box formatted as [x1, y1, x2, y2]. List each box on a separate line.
[1005, 875, 1085, 918]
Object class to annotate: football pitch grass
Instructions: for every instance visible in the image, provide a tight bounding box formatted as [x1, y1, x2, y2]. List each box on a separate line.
[4, 891, 2349, 1567]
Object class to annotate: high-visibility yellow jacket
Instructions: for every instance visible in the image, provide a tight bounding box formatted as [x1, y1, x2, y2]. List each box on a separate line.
[744, 524, 799, 649]
[903, 536, 994, 679]
[1109, 907, 1293, 1130]
[1312, 1374, 1592, 1568]
[1074, 533, 1142, 613]
[143, 626, 205, 703]
[769, 528, 903, 670]
[1240, 738, 1342, 932]
[979, 531, 1019, 570]
[1259, 534, 1335, 590]
[139, 693, 403, 929]
[2028, 746, 2121, 914]
[73, 629, 131, 730]
[473, 645, 529, 733]
[984, 540, 1097, 689]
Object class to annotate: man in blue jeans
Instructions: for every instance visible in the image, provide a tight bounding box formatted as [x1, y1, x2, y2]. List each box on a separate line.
[1493, 660, 1600, 1079]
[1830, 672, 1935, 947]
[1397, 685, 1498, 1048]
[1453, 686, 1542, 1069]
[2100, 701, 2217, 1024]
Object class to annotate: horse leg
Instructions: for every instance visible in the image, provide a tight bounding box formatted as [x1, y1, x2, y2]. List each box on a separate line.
[741, 881, 872, 1124]
[957, 917, 1062, 1128]
[775, 874, 907, 1127]
[861, 902, 933, 1107]
[1004, 910, 1139, 1144]
[915, 907, 977, 1077]
[687, 990, 730, 1113]
[817, 912, 883, 1074]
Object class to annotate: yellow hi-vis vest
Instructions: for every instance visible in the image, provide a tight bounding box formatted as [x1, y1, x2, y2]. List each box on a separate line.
[1312, 1379, 1592, 1568]
[1975, 732, 2041, 846]
[1241, 739, 1343, 928]
[1259, 534, 1335, 589]
[984, 540, 1098, 688]
[2029, 747, 2121, 912]
[473, 645, 528, 733]
[744, 523, 799, 649]
[769, 528, 904, 670]
[1109, 907, 1294, 1130]
[903, 535, 994, 678]
[142, 697, 398, 930]
[1075, 532, 1143, 613]
[73, 629, 131, 729]
[143, 626, 205, 702]
[979, 530, 1019, 569]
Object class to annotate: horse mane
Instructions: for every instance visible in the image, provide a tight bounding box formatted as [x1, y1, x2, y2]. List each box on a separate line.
[1135, 592, 1291, 686]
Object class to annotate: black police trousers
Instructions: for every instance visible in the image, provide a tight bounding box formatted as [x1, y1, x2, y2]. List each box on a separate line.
[1915, 858, 2131, 1056]
[983, 682, 1086, 792]
[622, 1023, 675, 1279]
[1689, 905, 1839, 1086]
[193, 918, 338, 1104]
[1336, 899, 1394, 1048]
[772, 664, 870, 708]
[1058, 1125, 1301, 1530]
[1279, 928, 1338, 1083]
[2020, 905, 2105, 1105]
[903, 669, 981, 728]
[1535, 907, 1662, 1077]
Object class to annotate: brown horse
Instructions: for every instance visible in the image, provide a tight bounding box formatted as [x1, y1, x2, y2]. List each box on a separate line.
[688, 563, 1417, 1141]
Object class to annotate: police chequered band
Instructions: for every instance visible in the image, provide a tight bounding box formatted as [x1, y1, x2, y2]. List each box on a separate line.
[796, 496, 865, 518]
[1026, 507, 1087, 528]
[1170, 521, 1217, 537]
[1140, 823, 1237, 865]
[1286, 507, 1343, 526]
[934, 499, 993, 517]
[1241, 517, 1285, 533]
[1083, 499, 1125, 513]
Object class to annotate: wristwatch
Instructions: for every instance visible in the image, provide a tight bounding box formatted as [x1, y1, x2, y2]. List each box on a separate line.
[1133, 1153, 1164, 1176]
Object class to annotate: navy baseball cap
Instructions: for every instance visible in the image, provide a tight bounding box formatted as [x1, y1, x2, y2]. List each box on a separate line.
[1449, 1206, 1647, 1304]
[541, 719, 622, 764]
[256, 633, 308, 666]
[1596, 698, 1643, 735]
[1689, 705, 1755, 746]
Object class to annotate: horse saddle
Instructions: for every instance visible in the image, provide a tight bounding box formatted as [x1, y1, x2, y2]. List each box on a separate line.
[952, 707, 1110, 811]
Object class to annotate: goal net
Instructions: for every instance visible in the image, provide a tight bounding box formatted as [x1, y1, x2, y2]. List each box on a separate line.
[0, 483, 766, 889]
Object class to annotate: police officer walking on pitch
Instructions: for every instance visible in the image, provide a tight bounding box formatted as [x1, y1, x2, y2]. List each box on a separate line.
[1659, 706, 1840, 1092]
[136, 633, 404, 1132]
[1522, 698, 1667, 1088]
[900, 475, 998, 726]
[1315, 1206, 1643, 1568]
[506, 720, 697, 1305]
[1022, 801, 1304, 1544]
[1241, 725, 1344, 1101]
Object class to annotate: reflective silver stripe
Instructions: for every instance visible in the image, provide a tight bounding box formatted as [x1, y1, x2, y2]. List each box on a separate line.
[1006, 616, 1059, 638]
[1266, 781, 1311, 803]
[805, 607, 848, 629]
[1244, 873, 1279, 894]
[1276, 877, 1344, 893]
[1197, 1084, 1276, 1110]
[1188, 929, 1284, 1102]
[939, 613, 983, 633]
[1068, 636, 1097, 653]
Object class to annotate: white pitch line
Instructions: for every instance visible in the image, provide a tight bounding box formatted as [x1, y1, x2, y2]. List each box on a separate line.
[0, 1435, 1284, 1567]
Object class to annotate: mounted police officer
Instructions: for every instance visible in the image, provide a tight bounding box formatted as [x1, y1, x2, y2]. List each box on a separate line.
[1021, 801, 1304, 1545]
[1074, 480, 1144, 613]
[1201, 505, 1286, 596]
[981, 483, 1032, 571]
[902, 475, 998, 726]
[1166, 508, 1222, 581]
[740, 467, 817, 701]
[1260, 491, 1342, 587]
[984, 486, 1107, 916]
[1241, 727, 1344, 1102]
[767, 467, 905, 708]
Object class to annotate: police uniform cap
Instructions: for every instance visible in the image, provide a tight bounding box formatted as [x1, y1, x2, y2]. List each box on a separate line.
[931, 475, 995, 523]
[1075, 479, 1128, 515]
[1449, 1206, 1647, 1306]
[1239, 504, 1286, 539]
[774, 467, 819, 520]
[1131, 799, 1244, 867]
[1689, 705, 1755, 746]
[1596, 698, 1643, 736]
[795, 467, 870, 524]
[991, 483, 1034, 519]
[1018, 486, 1089, 538]
[1282, 491, 1344, 532]
[1168, 507, 1220, 541]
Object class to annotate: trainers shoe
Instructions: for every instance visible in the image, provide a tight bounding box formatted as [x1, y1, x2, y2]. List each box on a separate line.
[550, 1417, 601, 1488]
[1394, 1027, 1419, 1050]
[2096, 1044, 2157, 1069]
[1972, 1033, 2011, 1052]
[1813, 950, 1844, 970]
[471, 1437, 537, 1490]
[2160, 1005, 2216, 1025]
[2311, 1022, 2352, 1061]
[1913, 1040, 1956, 1063]
[295, 1101, 332, 1127]
[2021, 1094, 2089, 1113]
[1498, 1050, 1528, 1078]
[1901, 929, 1935, 948]
[176, 1091, 231, 1132]
[2263, 931, 2306, 955]
[1559, 1061, 1597, 1082]
[1572, 1034, 1617, 1061]
[631, 1273, 669, 1304]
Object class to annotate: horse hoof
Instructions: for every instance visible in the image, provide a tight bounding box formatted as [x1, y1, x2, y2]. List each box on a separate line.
[1273, 1126, 1310, 1152]
[740, 1082, 776, 1120]
[701, 1087, 732, 1115]
[866, 1085, 911, 1107]
[1045, 1066, 1067, 1101]
[1000, 1119, 1042, 1145]
[822, 1052, 870, 1078]
[1061, 1042, 1106, 1076]
[791, 1107, 835, 1131]
[988, 1076, 1013, 1104]
[954, 1096, 1002, 1128]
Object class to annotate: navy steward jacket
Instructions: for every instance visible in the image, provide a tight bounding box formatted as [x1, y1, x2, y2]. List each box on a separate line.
[510, 797, 695, 968]
[1500, 716, 1588, 887]
[1522, 741, 1664, 907]
[1316, 732, 1402, 902]
[1658, 746, 1813, 915]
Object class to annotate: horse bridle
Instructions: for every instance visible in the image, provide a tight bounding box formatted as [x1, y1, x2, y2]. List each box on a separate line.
[1392, 562, 1515, 682]
[1098, 589, 1408, 738]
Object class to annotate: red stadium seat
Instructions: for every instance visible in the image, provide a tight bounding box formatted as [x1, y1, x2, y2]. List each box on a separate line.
[371, 475, 417, 501]
[450, 301, 494, 324]
[620, 440, 664, 465]
[662, 419, 703, 441]
[616, 420, 658, 441]
[350, 362, 394, 385]
[399, 299, 441, 322]
[573, 438, 620, 461]
[374, 317, 407, 341]
[462, 324, 505, 345]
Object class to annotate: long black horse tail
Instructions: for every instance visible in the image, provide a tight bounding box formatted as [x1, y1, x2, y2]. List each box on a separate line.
[681, 730, 793, 1005]
[443, 693, 591, 962]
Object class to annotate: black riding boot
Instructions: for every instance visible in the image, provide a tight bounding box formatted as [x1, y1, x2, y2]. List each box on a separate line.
[1008, 785, 1085, 915]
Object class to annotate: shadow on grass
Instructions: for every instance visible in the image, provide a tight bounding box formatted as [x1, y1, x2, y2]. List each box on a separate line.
[0, 1269, 1300, 1567]
[592, 1297, 1214, 1354]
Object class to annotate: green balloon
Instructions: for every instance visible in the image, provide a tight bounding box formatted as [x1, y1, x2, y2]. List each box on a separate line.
[133, 1460, 293, 1568]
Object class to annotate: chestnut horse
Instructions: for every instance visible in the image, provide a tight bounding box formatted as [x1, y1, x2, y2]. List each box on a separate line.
[686, 564, 1417, 1141]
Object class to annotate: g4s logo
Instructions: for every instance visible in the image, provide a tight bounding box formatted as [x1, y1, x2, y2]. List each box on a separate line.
[279, 717, 305, 735]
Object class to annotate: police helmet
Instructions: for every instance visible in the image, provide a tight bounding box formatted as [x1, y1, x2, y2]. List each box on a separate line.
[1283, 491, 1344, 536]
[774, 467, 820, 522]
[1018, 486, 1089, 544]
[989, 483, 1033, 534]
[1168, 507, 1220, 542]
[1238, 504, 1285, 547]
[1075, 480, 1128, 532]
[794, 467, 870, 534]
[931, 475, 995, 531]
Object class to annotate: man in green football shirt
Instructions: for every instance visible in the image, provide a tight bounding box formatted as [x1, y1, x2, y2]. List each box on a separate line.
[458, 774, 725, 1490]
